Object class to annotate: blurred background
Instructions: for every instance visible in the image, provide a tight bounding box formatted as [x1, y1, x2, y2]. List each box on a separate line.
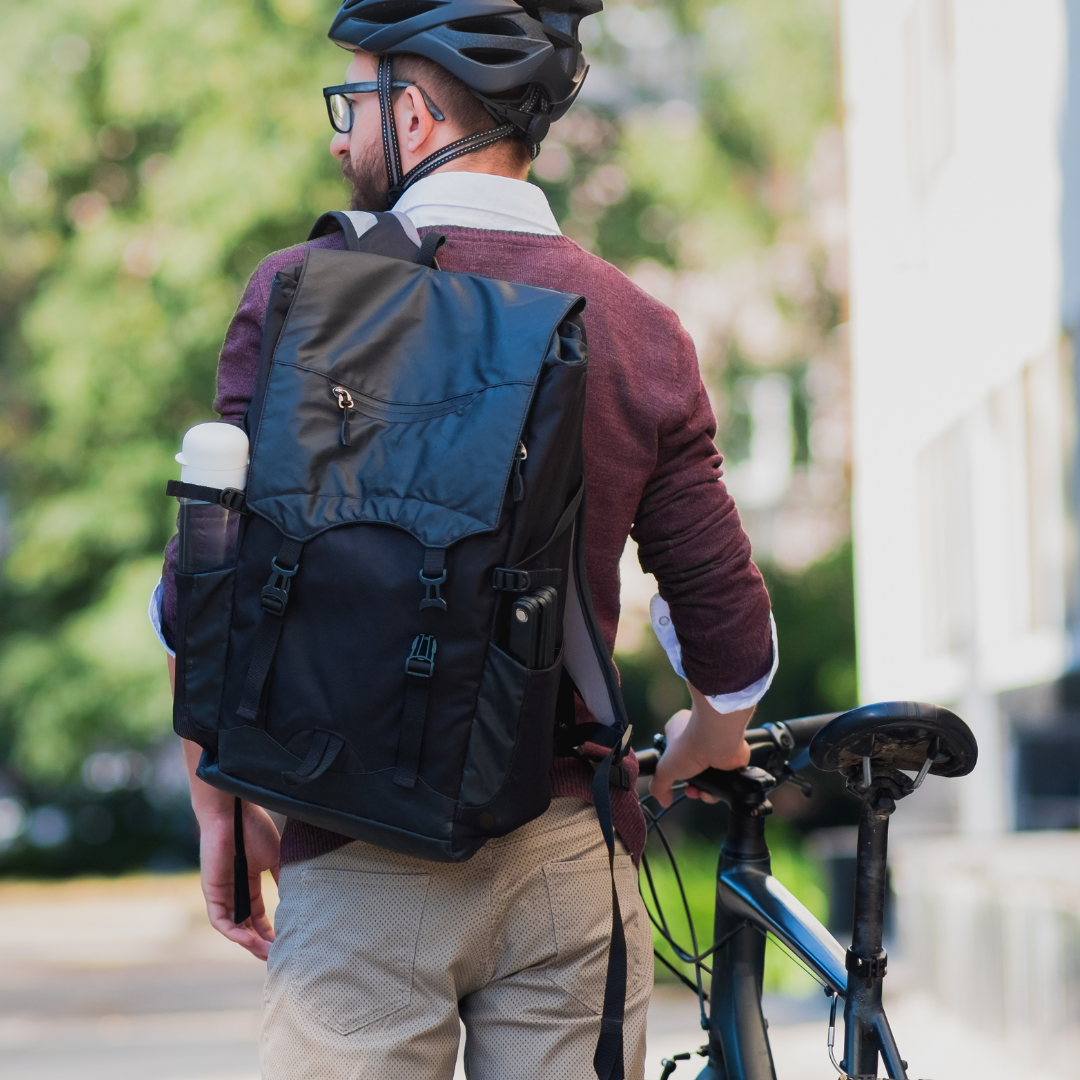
[1, 0, 1078, 1077]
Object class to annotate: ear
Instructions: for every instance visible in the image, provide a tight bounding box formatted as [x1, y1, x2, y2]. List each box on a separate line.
[396, 84, 440, 156]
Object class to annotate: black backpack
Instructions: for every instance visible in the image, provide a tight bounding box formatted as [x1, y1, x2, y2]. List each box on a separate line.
[169, 211, 633, 1079]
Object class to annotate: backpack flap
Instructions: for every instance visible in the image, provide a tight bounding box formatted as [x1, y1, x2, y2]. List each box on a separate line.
[245, 247, 583, 549]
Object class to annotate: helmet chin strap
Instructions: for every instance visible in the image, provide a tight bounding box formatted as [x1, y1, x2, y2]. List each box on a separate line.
[377, 55, 517, 207]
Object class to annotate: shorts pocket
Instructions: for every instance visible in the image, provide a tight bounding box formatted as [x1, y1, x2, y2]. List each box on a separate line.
[174, 567, 235, 742]
[286, 866, 429, 1034]
[542, 853, 648, 1014]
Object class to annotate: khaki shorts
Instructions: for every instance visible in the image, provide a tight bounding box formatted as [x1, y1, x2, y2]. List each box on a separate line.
[261, 797, 653, 1079]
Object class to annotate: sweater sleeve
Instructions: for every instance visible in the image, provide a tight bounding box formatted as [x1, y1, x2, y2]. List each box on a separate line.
[630, 325, 774, 698]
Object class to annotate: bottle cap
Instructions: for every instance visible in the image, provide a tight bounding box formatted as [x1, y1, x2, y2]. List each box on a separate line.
[175, 422, 250, 490]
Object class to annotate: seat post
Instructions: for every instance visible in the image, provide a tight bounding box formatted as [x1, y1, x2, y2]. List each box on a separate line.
[843, 793, 893, 1078]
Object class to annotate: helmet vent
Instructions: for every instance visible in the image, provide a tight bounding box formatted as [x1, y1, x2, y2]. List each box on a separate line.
[446, 16, 528, 36]
[458, 46, 529, 64]
[353, 0, 442, 24]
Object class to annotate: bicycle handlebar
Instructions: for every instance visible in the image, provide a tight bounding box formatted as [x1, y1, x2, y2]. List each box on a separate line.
[634, 711, 840, 793]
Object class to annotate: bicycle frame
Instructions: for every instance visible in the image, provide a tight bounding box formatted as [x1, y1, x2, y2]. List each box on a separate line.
[639, 731, 910, 1080]
[697, 805, 906, 1080]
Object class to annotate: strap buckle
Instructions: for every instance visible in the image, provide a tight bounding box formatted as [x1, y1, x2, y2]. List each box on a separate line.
[406, 634, 437, 678]
[261, 556, 299, 616]
[219, 487, 247, 513]
[419, 569, 448, 612]
[492, 568, 530, 592]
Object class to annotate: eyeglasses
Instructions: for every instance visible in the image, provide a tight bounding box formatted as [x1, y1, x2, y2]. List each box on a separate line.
[323, 81, 445, 134]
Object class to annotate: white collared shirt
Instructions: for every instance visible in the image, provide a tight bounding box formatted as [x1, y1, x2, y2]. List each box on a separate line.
[393, 172, 561, 235]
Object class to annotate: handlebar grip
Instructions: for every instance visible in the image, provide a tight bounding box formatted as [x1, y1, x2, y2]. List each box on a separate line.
[636, 748, 661, 776]
[632, 710, 842, 783]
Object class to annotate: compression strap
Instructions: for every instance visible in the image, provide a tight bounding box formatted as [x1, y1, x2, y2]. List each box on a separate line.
[377, 55, 516, 207]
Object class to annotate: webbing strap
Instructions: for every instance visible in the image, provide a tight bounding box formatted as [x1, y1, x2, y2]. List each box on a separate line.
[236, 538, 303, 722]
[232, 797, 251, 925]
[420, 549, 448, 612]
[493, 478, 583, 589]
[394, 635, 437, 789]
[491, 567, 562, 593]
[166, 479, 247, 513]
[377, 55, 515, 207]
[591, 728, 632, 1080]
[283, 731, 345, 785]
[413, 231, 446, 268]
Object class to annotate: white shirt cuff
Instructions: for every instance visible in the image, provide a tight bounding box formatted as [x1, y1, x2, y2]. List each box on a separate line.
[649, 594, 778, 714]
[149, 577, 176, 658]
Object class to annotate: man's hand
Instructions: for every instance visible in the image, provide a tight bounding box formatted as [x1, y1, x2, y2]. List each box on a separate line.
[649, 684, 754, 808]
[192, 787, 282, 961]
[171, 657, 281, 960]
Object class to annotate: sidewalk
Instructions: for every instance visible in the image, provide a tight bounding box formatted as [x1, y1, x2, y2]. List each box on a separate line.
[0, 874, 1060, 1080]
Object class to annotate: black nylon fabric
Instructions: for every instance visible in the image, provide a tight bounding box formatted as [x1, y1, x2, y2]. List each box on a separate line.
[176, 214, 634, 1075]
[245, 248, 584, 547]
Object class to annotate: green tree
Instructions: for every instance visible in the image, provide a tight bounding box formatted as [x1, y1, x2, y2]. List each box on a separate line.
[0, 0, 845, 788]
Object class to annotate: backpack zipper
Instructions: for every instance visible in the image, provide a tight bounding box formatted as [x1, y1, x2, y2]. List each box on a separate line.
[332, 385, 355, 446]
[512, 442, 527, 501]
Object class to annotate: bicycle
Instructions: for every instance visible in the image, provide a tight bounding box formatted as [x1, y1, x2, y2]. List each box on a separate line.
[633, 701, 978, 1080]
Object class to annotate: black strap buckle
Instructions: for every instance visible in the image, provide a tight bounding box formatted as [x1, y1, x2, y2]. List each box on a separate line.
[261, 556, 299, 616]
[219, 487, 247, 513]
[419, 569, 448, 612]
[492, 568, 530, 592]
[406, 634, 437, 678]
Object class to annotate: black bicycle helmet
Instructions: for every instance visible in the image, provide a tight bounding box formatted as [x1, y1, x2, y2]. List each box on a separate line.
[329, 0, 601, 146]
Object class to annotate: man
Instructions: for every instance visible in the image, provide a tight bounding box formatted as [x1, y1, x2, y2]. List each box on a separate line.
[157, 1, 776, 1075]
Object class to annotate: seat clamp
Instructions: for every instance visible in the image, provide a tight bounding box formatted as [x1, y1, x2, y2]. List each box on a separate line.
[845, 947, 887, 980]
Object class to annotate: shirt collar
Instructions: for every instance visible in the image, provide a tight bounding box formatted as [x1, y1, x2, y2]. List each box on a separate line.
[393, 172, 561, 236]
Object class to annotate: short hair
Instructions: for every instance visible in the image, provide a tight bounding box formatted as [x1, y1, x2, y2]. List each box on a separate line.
[390, 52, 533, 174]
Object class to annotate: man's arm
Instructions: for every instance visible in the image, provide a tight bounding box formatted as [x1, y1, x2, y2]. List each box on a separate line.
[169, 656, 282, 961]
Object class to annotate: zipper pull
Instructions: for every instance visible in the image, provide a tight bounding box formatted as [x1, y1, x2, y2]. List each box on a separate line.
[512, 442, 527, 502]
[332, 385, 354, 446]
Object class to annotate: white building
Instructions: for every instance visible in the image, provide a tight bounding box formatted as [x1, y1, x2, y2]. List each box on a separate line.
[844, 1, 1080, 1060]
[844, 0, 1079, 835]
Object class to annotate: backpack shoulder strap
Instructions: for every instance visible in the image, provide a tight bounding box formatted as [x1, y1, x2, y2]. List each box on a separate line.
[308, 210, 434, 262]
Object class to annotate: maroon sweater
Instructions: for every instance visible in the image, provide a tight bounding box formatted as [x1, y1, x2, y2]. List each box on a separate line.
[162, 227, 773, 862]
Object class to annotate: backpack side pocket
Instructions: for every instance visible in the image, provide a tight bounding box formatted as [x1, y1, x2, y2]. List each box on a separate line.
[458, 643, 561, 829]
[174, 566, 236, 749]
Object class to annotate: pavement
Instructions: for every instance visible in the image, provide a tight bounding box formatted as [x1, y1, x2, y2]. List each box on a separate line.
[0, 873, 1063, 1080]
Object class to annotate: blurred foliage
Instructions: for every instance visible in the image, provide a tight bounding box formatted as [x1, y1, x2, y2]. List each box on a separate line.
[621, 542, 857, 748]
[0, 0, 842, 821]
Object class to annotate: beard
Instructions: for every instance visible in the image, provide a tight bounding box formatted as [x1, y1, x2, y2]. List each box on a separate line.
[342, 143, 389, 212]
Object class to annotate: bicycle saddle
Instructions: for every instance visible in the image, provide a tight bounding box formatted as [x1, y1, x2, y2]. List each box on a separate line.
[809, 700, 977, 779]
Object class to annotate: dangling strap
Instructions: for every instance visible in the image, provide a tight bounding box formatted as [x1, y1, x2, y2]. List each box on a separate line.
[377, 55, 515, 207]
[233, 797, 251, 925]
[591, 725, 633, 1080]
[394, 634, 437, 789]
[236, 537, 304, 721]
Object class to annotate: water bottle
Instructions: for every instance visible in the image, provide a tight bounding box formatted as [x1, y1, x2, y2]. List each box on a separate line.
[175, 422, 249, 575]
